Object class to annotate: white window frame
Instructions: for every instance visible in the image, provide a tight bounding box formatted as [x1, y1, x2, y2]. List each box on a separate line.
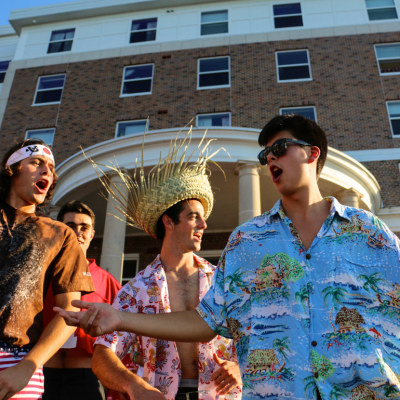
[120, 64, 154, 97]
[197, 56, 231, 90]
[122, 253, 140, 285]
[130, 18, 157, 44]
[47, 28, 75, 54]
[275, 49, 312, 83]
[365, 0, 398, 21]
[200, 10, 229, 36]
[115, 119, 148, 138]
[273, 2, 303, 29]
[196, 112, 231, 127]
[386, 101, 400, 137]
[374, 43, 400, 76]
[32, 74, 66, 106]
[280, 106, 317, 122]
[196, 250, 223, 265]
[25, 128, 56, 146]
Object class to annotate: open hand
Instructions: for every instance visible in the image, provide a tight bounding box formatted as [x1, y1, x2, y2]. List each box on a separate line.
[212, 354, 242, 395]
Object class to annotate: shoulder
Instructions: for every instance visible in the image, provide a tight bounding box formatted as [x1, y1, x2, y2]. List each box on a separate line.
[37, 216, 77, 239]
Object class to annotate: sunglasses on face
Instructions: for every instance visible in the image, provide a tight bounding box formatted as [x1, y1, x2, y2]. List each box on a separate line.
[257, 138, 313, 166]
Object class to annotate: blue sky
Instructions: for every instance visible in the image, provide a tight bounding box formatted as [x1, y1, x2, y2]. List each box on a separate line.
[1, 0, 78, 27]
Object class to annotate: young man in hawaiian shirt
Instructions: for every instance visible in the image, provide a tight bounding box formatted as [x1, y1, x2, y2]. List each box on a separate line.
[59, 114, 400, 399]
[91, 199, 242, 400]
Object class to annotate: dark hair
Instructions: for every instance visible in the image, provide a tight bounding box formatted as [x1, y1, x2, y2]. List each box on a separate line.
[57, 200, 96, 229]
[258, 114, 328, 176]
[0, 138, 57, 206]
[156, 200, 185, 240]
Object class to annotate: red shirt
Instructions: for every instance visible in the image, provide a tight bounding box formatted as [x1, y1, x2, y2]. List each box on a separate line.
[43, 259, 121, 354]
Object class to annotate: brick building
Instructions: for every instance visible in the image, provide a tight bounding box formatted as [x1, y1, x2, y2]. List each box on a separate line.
[1, 0, 400, 282]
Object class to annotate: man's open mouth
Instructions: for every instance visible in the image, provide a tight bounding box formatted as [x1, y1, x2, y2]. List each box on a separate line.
[193, 232, 202, 241]
[35, 179, 49, 193]
[270, 166, 283, 181]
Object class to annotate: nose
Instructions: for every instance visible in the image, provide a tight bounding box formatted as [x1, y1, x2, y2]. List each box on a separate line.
[266, 150, 277, 164]
[199, 216, 207, 230]
[41, 163, 52, 176]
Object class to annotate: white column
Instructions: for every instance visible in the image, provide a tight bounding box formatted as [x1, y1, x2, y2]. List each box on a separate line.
[47, 205, 61, 220]
[100, 172, 127, 282]
[335, 187, 364, 208]
[236, 163, 262, 225]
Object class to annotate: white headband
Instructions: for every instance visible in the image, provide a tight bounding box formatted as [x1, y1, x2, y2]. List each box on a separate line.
[6, 145, 55, 168]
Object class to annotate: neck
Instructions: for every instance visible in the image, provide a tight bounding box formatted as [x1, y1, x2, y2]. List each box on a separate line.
[280, 181, 327, 221]
[160, 241, 195, 273]
[5, 193, 37, 214]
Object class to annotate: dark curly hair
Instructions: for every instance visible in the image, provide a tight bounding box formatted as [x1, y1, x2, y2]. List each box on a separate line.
[0, 138, 58, 207]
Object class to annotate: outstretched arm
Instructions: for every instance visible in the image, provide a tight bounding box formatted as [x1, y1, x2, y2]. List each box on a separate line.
[55, 300, 216, 342]
[92, 345, 165, 400]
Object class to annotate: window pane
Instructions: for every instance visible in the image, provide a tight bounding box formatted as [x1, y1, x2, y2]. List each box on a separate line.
[199, 58, 229, 73]
[26, 129, 55, 145]
[131, 18, 157, 31]
[366, 0, 395, 8]
[281, 107, 316, 121]
[125, 65, 153, 80]
[0, 72, 5, 84]
[201, 22, 228, 35]
[198, 114, 230, 126]
[117, 121, 147, 137]
[201, 10, 228, 23]
[368, 8, 398, 20]
[277, 51, 308, 66]
[123, 79, 152, 94]
[391, 119, 400, 135]
[130, 30, 156, 43]
[48, 40, 73, 54]
[50, 29, 75, 41]
[388, 102, 400, 117]
[0, 61, 10, 73]
[35, 89, 63, 104]
[38, 75, 65, 90]
[379, 60, 400, 73]
[279, 65, 310, 80]
[122, 259, 137, 280]
[199, 72, 229, 87]
[376, 44, 400, 59]
[274, 15, 303, 28]
[273, 3, 302, 16]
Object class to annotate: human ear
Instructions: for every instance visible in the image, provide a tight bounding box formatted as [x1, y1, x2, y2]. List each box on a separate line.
[309, 146, 320, 164]
[162, 214, 174, 231]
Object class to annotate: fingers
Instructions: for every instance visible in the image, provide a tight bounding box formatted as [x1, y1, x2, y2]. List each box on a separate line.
[216, 377, 236, 395]
[53, 308, 81, 327]
[213, 353, 223, 366]
[78, 307, 101, 335]
[71, 300, 96, 309]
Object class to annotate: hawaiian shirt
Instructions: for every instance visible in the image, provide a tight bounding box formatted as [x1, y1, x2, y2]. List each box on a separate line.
[197, 197, 400, 399]
[95, 254, 242, 400]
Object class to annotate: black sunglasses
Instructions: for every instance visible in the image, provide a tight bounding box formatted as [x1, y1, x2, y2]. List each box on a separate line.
[257, 138, 313, 166]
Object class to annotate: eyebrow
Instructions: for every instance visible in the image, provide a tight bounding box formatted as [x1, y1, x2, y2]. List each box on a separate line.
[65, 222, 92, 228]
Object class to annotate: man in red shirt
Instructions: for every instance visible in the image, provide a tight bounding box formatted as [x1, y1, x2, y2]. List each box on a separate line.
[43, 201, 121, 400]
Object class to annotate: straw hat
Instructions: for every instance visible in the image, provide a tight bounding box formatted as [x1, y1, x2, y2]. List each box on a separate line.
[86, 128, 224, 238]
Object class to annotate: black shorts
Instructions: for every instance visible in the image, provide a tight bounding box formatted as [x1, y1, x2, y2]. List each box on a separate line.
[43, 367, 105, 400]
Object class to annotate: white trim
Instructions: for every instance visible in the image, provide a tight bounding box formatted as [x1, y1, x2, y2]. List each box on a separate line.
[344, 147, 400, 162]
[276, 49, 312, 83]
[25, 127, 56, 146]
[200, 9, 229, 36]
[32, 73, 66, 106]
[386, 100, 400, 137]
[120, 63, 154, 97]
[366, 0, 398, 22]
[197, 56, 230, 90]
[378, 207, 400, 232]
[374, 43, 400, 76]
[196, 112, 231, 127]
[122, 253, 140, 284]
[196, 249, 223, 258]
[279, 106, 317, 122]
[115, 119, 148, 138]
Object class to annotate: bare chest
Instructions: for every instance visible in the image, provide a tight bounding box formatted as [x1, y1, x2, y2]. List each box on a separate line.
[166, 272, 199, 312]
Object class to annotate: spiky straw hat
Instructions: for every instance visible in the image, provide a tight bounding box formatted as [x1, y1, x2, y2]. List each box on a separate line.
[86, 127, 225, 238]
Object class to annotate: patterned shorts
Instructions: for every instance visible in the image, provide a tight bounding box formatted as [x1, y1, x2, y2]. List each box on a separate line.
[0, 346, 44, 399]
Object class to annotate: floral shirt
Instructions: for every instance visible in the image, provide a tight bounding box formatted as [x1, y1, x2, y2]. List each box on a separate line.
[95, 254, 242, 400]
[197, 197, 400, 400]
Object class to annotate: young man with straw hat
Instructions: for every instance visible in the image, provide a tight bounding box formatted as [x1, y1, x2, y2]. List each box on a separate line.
[84, 133, 242, 400]
[0, 139, 94, 400]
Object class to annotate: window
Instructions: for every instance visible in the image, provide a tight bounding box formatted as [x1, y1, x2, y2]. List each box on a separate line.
[276, 50, 312, 82]
[0, 61, 10, 84]
[198, 57, 230, 89]
[273, 3, 303, 28]
[375, 43, 400, 74]
[121, 64, 154, 96]
[366, 0, 398, 21]
[47, 29, 75, 54]
[130, 18, 157, 43]
[201, 10, 228, 35]
[26, 128, 55, 146]
[116, 120, 147, 137]
[122, 254, 139, 285]
[197, 113, 231, 127]
[34, 74, 66, 105]
[280, 107, 317, 121]
[387, 102, 400, 136]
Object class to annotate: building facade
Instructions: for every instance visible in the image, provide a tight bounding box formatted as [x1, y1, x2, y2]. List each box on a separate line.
[1, 0, 400, 281]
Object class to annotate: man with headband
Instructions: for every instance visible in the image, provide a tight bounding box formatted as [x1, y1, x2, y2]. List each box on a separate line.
[0, 139, 94, 399]
[82, 132, 242, 400]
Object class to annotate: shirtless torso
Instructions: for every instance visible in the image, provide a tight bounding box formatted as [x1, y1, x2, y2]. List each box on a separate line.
[165, 263, 199, 379]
